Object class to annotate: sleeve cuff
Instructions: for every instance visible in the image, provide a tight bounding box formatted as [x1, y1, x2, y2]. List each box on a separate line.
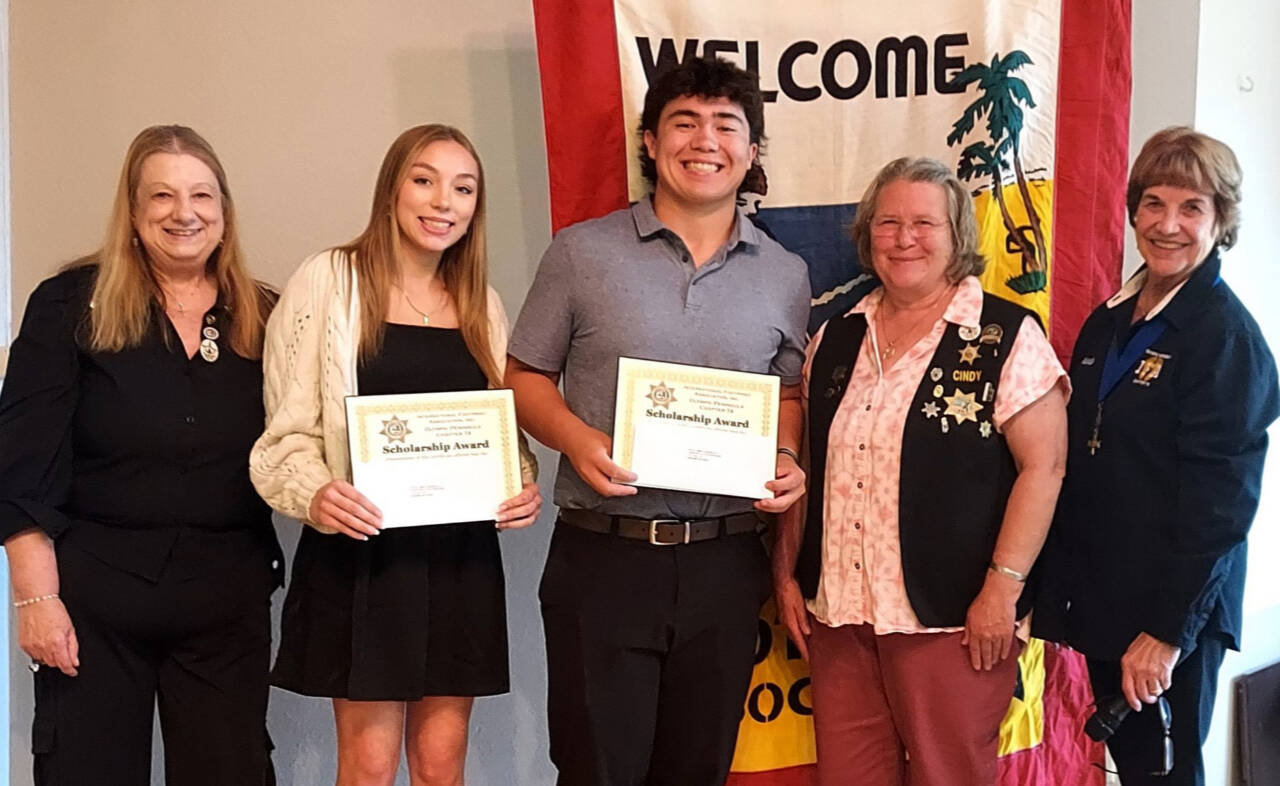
[0, 500, 74, 543]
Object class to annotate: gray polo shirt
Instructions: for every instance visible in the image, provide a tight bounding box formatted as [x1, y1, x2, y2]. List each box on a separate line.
[509, 198, 810, 518]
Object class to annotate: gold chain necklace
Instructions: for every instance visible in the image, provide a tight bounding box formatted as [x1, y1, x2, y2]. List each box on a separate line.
[875, 286, 953, 362]
[399, 284, 447, 326]
[162, 279, 207, 315]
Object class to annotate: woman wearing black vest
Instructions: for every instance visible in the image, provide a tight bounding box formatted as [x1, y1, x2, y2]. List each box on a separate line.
[1034, 128, 1278, 786]
[773, 157, 1069, 785]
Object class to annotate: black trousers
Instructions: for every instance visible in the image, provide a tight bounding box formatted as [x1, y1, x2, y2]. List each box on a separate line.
[1087, 634, 1228, 786]
[32, 528, 276, 786]
[539, 521, 771, 786]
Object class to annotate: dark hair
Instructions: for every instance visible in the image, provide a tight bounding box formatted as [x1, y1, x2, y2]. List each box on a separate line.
[1127, 126, 1242, 250]
[636, 56, 766, 187]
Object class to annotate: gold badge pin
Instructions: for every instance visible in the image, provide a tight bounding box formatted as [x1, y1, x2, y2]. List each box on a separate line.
[958, 343, 981, 365]
[980, 324, 1004, 345]
[942, 388, 984, 424]
[1133, 351, 1169, 386]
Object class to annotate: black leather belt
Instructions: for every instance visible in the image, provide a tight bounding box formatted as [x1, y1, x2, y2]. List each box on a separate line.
[558, 508, 763, 546]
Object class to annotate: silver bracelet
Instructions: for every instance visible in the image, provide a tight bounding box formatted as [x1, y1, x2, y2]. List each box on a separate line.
[13, 593, 59, 609]
[989, 562, 1028, 583]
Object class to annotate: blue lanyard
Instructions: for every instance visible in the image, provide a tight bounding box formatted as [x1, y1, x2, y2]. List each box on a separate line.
[1097, 317, 1167, 402]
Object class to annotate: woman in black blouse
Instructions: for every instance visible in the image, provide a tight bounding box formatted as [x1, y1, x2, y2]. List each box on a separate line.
[0, 125, 280, 785]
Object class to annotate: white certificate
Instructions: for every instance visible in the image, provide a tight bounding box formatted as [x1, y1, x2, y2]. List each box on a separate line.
[611, 357, 779, 499]
[345, 390, 522, 528]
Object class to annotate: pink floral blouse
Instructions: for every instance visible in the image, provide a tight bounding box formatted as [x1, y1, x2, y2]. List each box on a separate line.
[801, 277, 1068, 634]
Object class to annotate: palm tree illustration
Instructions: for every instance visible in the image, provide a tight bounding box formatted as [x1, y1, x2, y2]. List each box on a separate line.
[947, 50, 1047, 294]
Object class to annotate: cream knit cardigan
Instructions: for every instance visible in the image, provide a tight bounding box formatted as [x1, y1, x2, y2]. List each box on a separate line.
[250, 249, 536, 532]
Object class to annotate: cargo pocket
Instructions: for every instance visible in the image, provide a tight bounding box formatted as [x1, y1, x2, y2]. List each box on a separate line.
[31, 668, 56, 754]
[31, 669, 61, 785]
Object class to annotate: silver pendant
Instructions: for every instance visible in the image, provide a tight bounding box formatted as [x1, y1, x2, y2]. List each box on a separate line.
[202, 326, 220, 340]
[199, 338, 220, 363]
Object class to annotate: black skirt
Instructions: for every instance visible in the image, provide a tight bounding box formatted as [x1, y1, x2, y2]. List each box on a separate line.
[271, 324, 509, 700]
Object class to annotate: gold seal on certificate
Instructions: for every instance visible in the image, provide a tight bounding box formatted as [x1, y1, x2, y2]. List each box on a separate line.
[344, 390, 521, 528]
[611, 357, 779, 499]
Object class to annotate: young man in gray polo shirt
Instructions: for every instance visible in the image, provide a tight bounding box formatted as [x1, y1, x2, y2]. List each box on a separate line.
[507, 56, 810, 786]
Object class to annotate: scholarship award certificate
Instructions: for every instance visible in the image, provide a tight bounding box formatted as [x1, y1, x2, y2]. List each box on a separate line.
[344, 390, 522, 528]
[611, 357, 779, 499]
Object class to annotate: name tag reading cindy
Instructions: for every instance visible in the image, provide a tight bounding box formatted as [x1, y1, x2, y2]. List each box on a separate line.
[345, 390, 521, 528]
[611, 357, 779, 499]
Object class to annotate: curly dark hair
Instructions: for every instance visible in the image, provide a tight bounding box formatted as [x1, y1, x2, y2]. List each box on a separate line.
[636, 56, 767, 188]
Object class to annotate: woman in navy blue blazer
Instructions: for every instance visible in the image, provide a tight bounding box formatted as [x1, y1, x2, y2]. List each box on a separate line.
[1036, 127, 1279, 786]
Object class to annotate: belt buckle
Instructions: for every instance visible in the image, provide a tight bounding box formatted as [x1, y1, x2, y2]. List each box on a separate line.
[648, 519, 690, 546]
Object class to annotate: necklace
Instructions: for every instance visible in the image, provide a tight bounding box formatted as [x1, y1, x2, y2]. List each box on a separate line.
[875, 286, 953, 362]
[162, 279, 206, 315]
[400, 284, 447, 326]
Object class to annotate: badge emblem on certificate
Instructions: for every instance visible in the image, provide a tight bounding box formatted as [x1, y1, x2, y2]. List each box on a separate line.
[611, 357, 780, 499]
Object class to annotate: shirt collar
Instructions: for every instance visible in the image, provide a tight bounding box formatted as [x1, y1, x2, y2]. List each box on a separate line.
[848, 275, 982, 328]
[1104, 249, 1221, 328]
[630, 197, 761, 250]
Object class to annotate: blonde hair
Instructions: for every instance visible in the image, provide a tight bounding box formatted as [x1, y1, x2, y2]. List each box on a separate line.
[850, 156, 985, 283]
[69, 125, 269, 358]
[336, 124, 500, 386]
[1127, 126, 1242, 250]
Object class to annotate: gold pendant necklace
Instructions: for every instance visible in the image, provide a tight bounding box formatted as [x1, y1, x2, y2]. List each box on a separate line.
[876, 286, 954, 363]
[402, 289, 431, 325]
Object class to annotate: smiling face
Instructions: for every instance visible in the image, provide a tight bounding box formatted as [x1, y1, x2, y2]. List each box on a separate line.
[868, 179, 954, 300]
[1133, 184, 1219, 286]
[132, 152, 224, 270]
[394, 139, 480, 264]
[642, 95, 757, 213]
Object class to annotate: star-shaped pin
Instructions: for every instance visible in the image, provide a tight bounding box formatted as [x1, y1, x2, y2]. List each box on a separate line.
[958, 343, 981, 365]
[921, 401, 941, 419]
[979, 421, 993, 438]
[943, 389, 984, 424]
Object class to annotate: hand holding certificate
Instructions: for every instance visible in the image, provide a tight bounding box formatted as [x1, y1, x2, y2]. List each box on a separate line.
[611, 358, 779, 499]
[345, 390, 522, 528]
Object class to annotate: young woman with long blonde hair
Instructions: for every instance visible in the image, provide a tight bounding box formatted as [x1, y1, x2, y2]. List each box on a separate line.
[251, 125, 540, 786]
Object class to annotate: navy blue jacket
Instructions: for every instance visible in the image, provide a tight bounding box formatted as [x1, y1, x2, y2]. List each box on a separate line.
[1034, 253, 1279, 659]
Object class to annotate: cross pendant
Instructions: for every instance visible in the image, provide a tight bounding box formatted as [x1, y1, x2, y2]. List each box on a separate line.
[1086, 431, 1101, 455]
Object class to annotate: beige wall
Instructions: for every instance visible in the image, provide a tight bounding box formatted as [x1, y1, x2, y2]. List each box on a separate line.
[7, 2, 557, 784]
[9, 0, 550, 317]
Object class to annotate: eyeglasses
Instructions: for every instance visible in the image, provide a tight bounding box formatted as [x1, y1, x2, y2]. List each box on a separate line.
[869, 218, 948, 238]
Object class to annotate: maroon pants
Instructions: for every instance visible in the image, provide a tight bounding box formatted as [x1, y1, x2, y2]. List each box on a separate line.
[808, 619, 1020, 786]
